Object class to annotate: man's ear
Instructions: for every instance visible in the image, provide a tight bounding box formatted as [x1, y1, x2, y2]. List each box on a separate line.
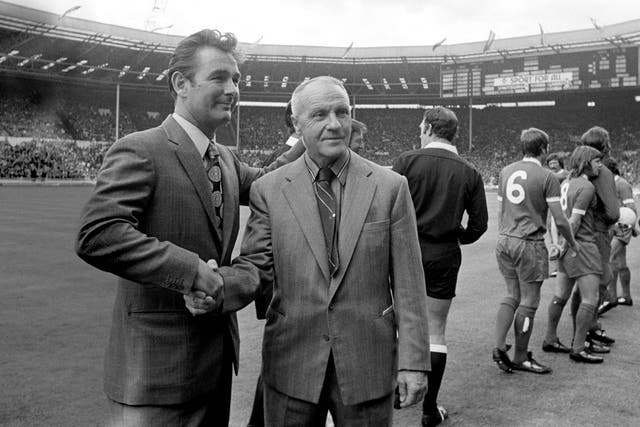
[424, 123, 432, 137]
[171, 71, 188, 97]
[291, 115, 301, 135]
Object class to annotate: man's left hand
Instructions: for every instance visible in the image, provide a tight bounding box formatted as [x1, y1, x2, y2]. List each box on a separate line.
[396, 370, 428, 408]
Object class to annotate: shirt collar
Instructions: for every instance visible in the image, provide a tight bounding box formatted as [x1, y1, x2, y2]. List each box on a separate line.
[304, 148, 350, 186]
[424, 141, 458, 154]
[172, 113, 216, 158]
[285, 135, 299, 147]
[522, 157, 542, 167]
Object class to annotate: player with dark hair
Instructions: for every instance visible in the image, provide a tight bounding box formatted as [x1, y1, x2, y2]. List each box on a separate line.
[493, 128, 578, 374]
[601, 157, 637, 310]
[393, 106, 488, 427]
[546, 151, 569, 182]
[543, 146, 606, 363]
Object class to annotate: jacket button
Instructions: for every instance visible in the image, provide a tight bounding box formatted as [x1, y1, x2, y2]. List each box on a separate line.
[328, 304, 334, 311]
[322, 334, 330, 342]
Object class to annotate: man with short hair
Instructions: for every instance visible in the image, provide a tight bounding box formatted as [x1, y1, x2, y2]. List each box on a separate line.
[76, 29, 303, 426]
[393, 106, 487, 427]
[493, 128, 578, 374]
[192, 76, 430, 426]
[602, 157, 636, 309]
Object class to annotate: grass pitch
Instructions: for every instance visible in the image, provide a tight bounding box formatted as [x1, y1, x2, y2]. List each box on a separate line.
[1, 186, 639, 426]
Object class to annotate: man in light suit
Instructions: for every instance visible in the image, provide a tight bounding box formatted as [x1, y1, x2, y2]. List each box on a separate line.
[192, 76, 430, 426]
[75, 29, 303, 426]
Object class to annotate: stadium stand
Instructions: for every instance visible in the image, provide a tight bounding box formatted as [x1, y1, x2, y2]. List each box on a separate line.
[1, 1, 640, 183]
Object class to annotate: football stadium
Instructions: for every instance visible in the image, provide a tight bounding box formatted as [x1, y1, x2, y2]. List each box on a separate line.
[1, 1, 640, 426]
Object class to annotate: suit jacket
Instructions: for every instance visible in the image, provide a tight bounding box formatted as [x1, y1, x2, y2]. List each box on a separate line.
[219, 151, 430, 405]
[76, 115, 302, 405]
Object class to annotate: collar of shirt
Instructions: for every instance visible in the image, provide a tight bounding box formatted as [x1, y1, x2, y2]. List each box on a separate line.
[172, 113, 217, 158]
[285, 135, 299, 147]
[522, 157, 542, 167]
[304, 149, 350, 186]
[424, 141, 458, 154]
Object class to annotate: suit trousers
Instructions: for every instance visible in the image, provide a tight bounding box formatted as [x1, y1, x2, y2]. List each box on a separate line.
[263, 353, 393, 427]
[106, 341, 233, 427]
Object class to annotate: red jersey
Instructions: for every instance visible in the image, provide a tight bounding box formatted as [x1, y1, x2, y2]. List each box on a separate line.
[497, 158, 561, 240]
[560, 175, 597, 243]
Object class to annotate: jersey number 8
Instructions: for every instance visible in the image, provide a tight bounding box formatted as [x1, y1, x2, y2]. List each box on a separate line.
[506, 170, 527, 204]
[560, 181, 569, 211]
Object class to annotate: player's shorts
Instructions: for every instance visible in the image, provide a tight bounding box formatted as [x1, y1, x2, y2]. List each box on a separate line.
[496, 235, 548, 283]
[612, 224, 633, 245]
[422, 246, 461, 300]
[558, 241, 602, 278]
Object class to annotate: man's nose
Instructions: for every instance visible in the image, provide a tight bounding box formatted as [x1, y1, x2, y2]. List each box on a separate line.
[326, 112, 341, 129]
[223, 79, 238, 95]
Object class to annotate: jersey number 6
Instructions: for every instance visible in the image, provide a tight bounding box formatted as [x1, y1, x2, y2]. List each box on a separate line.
[506, 170, 527, 204]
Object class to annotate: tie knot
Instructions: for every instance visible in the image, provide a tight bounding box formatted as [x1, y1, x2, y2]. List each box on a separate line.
[206, 143, 218, 161]
[317, 167, 334, 183]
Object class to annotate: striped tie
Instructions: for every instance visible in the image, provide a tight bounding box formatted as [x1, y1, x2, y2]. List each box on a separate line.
[316, 167, 339, 275]
[205, 143, 223, 229]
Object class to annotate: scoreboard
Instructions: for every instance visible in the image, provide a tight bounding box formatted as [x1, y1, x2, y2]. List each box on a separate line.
[441, 47, 639, 98]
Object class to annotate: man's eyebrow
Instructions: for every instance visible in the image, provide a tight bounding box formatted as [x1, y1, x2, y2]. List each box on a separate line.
[206, 69, 231, 78]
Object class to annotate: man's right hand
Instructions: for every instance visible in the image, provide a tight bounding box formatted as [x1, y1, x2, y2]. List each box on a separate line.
[184, 259, 224, 316]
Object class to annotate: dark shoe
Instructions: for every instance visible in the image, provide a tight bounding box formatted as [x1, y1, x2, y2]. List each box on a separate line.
[511, 351, 552, 374]
[617, 297, 633, 306]
[542, 338, 571, 353]
[492, 347, 514, 373]
[570, 350, 604, 363]
[422, 405, 448, 427]
[588, 329, 615, 345]
[597, 300, 618, 315]
[585, 340, 610, 354]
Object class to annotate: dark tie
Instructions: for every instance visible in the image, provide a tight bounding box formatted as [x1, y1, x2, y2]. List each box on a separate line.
[205, 143, 223, 229]
[316, 167, 339, 275]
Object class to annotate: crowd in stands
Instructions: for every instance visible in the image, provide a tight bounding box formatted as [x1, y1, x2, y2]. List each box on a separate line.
[2, 88, 640, 185]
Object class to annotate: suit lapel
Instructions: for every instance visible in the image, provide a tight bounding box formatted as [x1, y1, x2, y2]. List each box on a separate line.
[216, 146, 238, 262]
[282, 158, 331, 282]
[163, 116, 223, 251]
[329, 155, 375, 299]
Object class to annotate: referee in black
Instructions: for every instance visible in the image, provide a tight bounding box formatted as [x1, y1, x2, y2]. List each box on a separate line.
[393, 107, 488, 427]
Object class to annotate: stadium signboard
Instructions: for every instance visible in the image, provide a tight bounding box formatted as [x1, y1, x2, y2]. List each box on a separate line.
[493, 72, 573, 87]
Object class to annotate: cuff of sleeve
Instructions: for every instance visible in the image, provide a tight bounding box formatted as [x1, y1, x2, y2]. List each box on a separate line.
[173, 250, 199, 294]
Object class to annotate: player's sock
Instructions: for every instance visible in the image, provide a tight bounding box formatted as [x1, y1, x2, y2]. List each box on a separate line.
[619, 267, 631, 299]
[608, 271, 619, 301]
[496, 297, 518, 349]
[422, 344, 447, 416]
[513, 305, 537, 363]
[545, 296, 567, 343]
[570, 289, 581, 333]
[573, 303, 596, 352]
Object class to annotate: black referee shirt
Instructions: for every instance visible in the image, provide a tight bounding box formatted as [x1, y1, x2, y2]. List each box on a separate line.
[392, 143, 488, 258]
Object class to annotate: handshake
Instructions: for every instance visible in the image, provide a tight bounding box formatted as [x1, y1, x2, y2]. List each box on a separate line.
[183, 259, 224, 316]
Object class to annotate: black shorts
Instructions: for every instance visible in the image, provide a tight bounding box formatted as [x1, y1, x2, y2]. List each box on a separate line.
[422, 246, 462, 300]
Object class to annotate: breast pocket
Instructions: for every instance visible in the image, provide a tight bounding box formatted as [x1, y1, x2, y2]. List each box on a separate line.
[362, 219, 390, 232]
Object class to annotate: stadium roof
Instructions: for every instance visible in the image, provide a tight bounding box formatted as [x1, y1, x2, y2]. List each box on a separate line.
[1, 0, 639, 102]
[2, 1, 640, 60]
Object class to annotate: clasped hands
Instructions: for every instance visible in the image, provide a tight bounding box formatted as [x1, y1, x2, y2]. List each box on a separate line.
[183, 259, 224, 316]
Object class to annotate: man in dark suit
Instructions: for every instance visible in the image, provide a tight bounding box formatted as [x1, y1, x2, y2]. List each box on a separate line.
[75, 29, 303, 426]
[191, 76, 430, 426]
[393, 107, 488, 427]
